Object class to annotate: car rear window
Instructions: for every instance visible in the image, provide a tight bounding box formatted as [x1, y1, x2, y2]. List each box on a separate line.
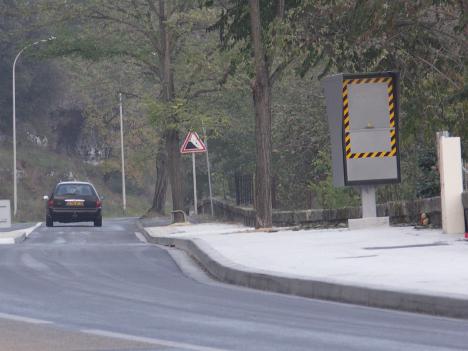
[55, 184, 96, 197]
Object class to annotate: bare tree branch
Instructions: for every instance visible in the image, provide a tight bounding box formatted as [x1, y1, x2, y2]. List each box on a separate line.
[399, 48, 462, 89]
[270, 57, 295, 85]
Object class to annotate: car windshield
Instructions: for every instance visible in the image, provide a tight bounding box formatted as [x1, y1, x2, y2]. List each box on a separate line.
[55, 184, 95, 196]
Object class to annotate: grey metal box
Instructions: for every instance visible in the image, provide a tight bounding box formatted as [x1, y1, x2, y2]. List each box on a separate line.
[321, 72, 401, 187]
[0, 200, 11, 228]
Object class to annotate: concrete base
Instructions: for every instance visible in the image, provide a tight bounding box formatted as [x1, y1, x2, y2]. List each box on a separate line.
[348, 217, 389, 230]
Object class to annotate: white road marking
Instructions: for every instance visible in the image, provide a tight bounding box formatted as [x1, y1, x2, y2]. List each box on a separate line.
[0, 312, 53, 324]
[81, 329, 229, 351]
[134, 231, 147, 243]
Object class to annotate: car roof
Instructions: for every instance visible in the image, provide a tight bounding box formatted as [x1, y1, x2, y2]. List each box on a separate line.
[55, 181, 99, 195]
[57, 181, 93, 185]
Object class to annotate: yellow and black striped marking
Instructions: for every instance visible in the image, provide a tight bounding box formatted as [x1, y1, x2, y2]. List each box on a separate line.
[342, 77, 397, 159]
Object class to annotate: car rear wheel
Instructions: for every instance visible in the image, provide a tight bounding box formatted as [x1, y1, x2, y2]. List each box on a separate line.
[46, 216, 53, 227]
[94, 216, 102, 227]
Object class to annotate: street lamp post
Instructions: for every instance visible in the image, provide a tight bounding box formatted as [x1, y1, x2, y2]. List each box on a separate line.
[12, 37, 55, 217]
[119, 92, 127, 214]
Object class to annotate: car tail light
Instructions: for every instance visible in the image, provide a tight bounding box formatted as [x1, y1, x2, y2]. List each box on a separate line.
[48, 199, 54, 208]
[96, 200, 102, 208]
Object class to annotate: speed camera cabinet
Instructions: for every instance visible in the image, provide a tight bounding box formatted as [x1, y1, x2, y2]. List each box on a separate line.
[322, 72, 401, 187]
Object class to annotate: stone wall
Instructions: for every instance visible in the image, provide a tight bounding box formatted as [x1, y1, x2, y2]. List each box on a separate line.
[198, 194, 468, 228]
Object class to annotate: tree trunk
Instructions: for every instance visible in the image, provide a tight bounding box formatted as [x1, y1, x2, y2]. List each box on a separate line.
[157, 0, 185, 222]
[276, 0, 285, 18]
[249, 0, 273, 228]
[165, 129, 185, 222]
[149, 143, 167, 214]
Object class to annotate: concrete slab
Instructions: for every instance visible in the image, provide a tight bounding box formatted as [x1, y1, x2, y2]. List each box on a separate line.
[0, 223, 41, 245]
[0, 233, 26, 244]
[348, 216, 389, 229]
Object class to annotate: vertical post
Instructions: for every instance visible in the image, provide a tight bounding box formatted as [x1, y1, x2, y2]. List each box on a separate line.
[235, 173, 240, 206]
[203, 127, 214, 216]
[436, 131, 450, 172]
[11, 38, 55, 218]
[240, 174, 244, 204]
[119, 92, 126, 213]
[361, 185, 377, 218]
[438, 135, 465, 234]
[192, 153, 198, 215]
[12, 57, 17, 217]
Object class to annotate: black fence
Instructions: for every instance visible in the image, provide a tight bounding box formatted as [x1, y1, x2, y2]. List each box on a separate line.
[235, 173, 254, 206]
[234, 173, 277, 208]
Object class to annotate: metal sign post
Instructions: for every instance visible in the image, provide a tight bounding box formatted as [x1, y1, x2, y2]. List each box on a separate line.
[361, 185, 377, 218]
[180, 131, 207, 216]
[192, 153, 198, 215]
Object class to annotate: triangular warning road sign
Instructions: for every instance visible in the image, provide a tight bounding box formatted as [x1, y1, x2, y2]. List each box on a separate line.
[180, 131, 207, 154]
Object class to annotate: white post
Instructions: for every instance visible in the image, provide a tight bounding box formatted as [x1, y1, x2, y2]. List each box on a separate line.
[203, 127, 214, 216]
[192, 153, 198, 215]
[361, 185, 377, 218]
[12, 53, 18, 217]
[438, 135, 465, 234]
[119, 92, 127, 213]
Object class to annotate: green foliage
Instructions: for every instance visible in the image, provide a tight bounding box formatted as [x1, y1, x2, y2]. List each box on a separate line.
[415, 148, 440, 198]
[146, 98, 231, 133]
[287, 0, 466, 151]
[2, 0, 466, 219]
[309, 176, 360, 209]
[306, 148, 360, 209]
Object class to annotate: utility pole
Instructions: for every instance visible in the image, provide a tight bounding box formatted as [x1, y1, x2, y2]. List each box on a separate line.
[119, 92, 127, 213]
[12, 37, 55, 217]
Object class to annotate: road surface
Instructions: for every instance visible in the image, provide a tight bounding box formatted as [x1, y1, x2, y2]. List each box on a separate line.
[0, 218, 467, 351]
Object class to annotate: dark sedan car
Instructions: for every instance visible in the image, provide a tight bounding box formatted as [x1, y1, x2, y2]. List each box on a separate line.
[44, 181, 103, 227]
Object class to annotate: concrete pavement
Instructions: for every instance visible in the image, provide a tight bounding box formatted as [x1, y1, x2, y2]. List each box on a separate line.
[141, 221, 468, 318]
[0, 222, 41, 244]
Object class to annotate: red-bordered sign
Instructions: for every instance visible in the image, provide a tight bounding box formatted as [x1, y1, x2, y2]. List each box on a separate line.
[180, 131, 207, 154]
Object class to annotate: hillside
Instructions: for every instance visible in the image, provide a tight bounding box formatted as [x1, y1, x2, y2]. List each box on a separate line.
[0, 138, 153, 222]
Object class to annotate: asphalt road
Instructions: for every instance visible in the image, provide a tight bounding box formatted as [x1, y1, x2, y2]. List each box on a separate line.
[0, 218, 467, 351]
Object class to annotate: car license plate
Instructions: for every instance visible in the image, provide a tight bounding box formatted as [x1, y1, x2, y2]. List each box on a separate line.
[66, 200, 84, 207]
